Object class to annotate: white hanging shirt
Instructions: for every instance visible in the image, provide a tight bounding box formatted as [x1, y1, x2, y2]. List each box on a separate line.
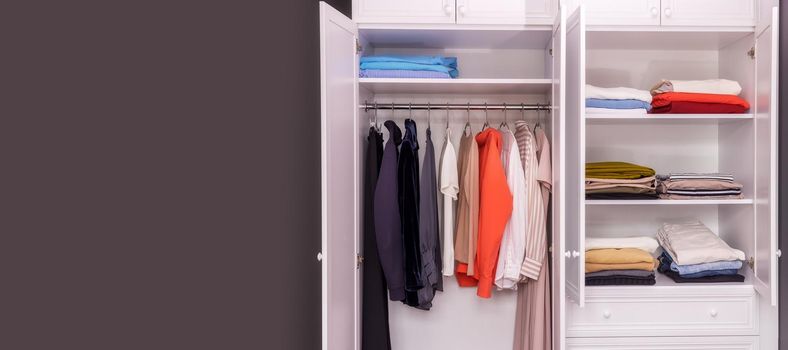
[439, 129, 459, 276]
[494, 129, 527, 289]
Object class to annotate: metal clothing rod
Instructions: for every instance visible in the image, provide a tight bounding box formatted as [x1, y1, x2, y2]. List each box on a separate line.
[360, 102, 551, 111]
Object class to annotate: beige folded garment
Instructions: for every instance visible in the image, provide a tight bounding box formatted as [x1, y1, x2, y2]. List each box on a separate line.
[586, 248, 655, 264]
[585, 261, 657, 273]
[657, 179, 743, 191]
[586, 176, 656, 185]
[650, 79, 742, 96]
[586, 236, 660, 254]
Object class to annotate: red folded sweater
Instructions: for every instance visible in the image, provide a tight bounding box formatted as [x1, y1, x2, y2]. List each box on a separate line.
[650, 92, 750, 114]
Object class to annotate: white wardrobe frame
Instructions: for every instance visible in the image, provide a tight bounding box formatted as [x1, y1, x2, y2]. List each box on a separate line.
[318, 2, 780, 349]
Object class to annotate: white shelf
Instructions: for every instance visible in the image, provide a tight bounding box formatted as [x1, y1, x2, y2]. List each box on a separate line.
[586, 199, 753, 205]
[586, 30, 754, 50]
[358, 26, 552, 50]
[585, 113, 753, 125]
[359, 78, 551, 94]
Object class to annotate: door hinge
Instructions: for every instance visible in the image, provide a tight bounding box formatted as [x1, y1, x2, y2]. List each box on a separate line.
[356, 254, 364, 269]
[746, 256, 755, 270]
[747, 47, 755, 59]
[356, 39, 363, 54]
[549, 48, 553, 56]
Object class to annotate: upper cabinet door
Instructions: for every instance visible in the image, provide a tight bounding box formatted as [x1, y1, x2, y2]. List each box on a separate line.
[660, 0, 754, 27]
[319, 3, 360, 350]
[353, 0, 456, 24]
[456, 0, 527, 25]
[564, 5, 586, 308]
[583, 0, 660, 26]
[551, 7, 568, 349]
[753, 6, 779, 307]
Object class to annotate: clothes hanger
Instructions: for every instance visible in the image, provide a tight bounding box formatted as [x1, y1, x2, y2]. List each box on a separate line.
[427, 102, 431, 130]
[499, 103, 510, 130]
[445, 102, 450, 130]
[521, 103, 525, 121]
[374, 102, 380, 131]
[482, 102, 489, 130]
[535, 103, 543, 130]
[463, 102, 472, 135]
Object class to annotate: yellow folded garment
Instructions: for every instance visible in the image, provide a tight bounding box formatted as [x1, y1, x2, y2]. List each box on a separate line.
[585, 248, 655, 264]
[585, 261, 657, 273]
[586, 162, 656, 179]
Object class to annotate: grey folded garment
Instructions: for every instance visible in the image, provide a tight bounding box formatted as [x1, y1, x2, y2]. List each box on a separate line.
[586, 269, 655, 278]
[656, 173, 735, 182]
[657, 179, 742, 191]
[659, 193, 744, 200]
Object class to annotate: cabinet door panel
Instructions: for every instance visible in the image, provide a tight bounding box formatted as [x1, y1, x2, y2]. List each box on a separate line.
[564, 4, 586, 308]
[551, 7, 567, 349]
[456, 0, 527, 25]
[753, 7, 779, 306]
[583, 0, 660, 26]
[354, 0, 456, 24]
[319, 3, 360, 350]
[660, 0, 754, 27]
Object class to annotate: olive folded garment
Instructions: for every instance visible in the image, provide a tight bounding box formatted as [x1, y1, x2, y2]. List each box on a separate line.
[586, 162, 655, 179]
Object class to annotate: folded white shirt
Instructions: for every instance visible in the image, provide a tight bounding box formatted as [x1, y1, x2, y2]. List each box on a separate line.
[586, 107, 647, 115]
[586, 84, 652, 103]
[656, 220, 745, 265]
[586, 236, 659, 254]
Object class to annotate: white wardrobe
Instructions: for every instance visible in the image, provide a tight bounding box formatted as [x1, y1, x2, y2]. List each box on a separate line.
[319, 0, 780, 349]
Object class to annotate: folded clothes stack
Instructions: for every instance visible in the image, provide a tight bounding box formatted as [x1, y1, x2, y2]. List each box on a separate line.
[656, 220, 745, 283]
[585, 85, 652, 115]
[586, 162, 657, 200]
[649, 79, 750, 114]
[585, 236, 659, 286]
[359, 55, 458, 79]
[656, 173, 743, 200]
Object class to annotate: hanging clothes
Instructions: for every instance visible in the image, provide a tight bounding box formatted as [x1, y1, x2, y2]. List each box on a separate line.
[513, 121, 551, 350]
[374, 120, 406, 302]
[495, 129, 527, 290]
[473, 128, 513, 298]
[439, 129, 459, 277]
[515, 123, 547, 281]
[535, 126, 552, 211]
[411, 127, 442, 310]
[454, 131, 480, 286]
[400, 119, 425, 307]
[362, 127, 391, 350]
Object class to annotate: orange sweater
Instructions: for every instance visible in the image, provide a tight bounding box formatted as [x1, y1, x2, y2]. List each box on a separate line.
[651, 92, 750, 109]
[473, 128, 513, 298]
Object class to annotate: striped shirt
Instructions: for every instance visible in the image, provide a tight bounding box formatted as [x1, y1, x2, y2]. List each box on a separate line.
[514, 121, 547, 281]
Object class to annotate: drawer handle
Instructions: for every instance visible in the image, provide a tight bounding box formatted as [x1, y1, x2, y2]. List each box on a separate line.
[650, 6, 658, 17]
[664, 7, 673, 17]
[603, 310, 611, 319]
[710, 309, 718, 318]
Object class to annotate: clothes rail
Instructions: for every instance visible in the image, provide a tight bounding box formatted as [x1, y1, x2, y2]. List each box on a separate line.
[360, 102, 552, 111]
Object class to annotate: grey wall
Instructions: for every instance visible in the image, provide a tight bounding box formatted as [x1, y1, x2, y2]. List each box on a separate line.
[3, 1, 350, 349]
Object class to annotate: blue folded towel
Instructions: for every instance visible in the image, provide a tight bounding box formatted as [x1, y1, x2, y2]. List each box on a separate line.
[660, 252, 742, 276]
[359, 69, 451, 79]
[361, 55, 457, 68]
[360, 55, 459, 78]
[586, 98, 651, 110]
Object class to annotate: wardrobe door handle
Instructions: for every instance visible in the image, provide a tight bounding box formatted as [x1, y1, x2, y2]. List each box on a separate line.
[664, 8, 673, 17]
[444, 4, 453, 15]
[572, 250, 581, 258]
[650, 7, 658, 17]
[777, 249, 782, 258]
[603, 310, 611, 319]
[564, 250, 572, 258]
[317, 252, 323, 262]
[710, 309, 718, 318]
[458, 5, 467, 16]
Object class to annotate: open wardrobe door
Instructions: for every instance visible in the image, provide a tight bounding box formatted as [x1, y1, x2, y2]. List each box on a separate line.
[753, 6, 779, 307]
[319, 2, 360, 350]
[563, 5, 586, 309]
[550, 6, 568, 350]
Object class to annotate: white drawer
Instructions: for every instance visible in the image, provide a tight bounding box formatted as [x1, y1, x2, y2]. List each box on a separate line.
[567, 336, 759, 349]
[567, 286, 758, 337]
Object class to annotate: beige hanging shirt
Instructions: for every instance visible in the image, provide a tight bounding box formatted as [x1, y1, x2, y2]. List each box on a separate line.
[454, 131, 480, 279]
[514, 121, 546, 280]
